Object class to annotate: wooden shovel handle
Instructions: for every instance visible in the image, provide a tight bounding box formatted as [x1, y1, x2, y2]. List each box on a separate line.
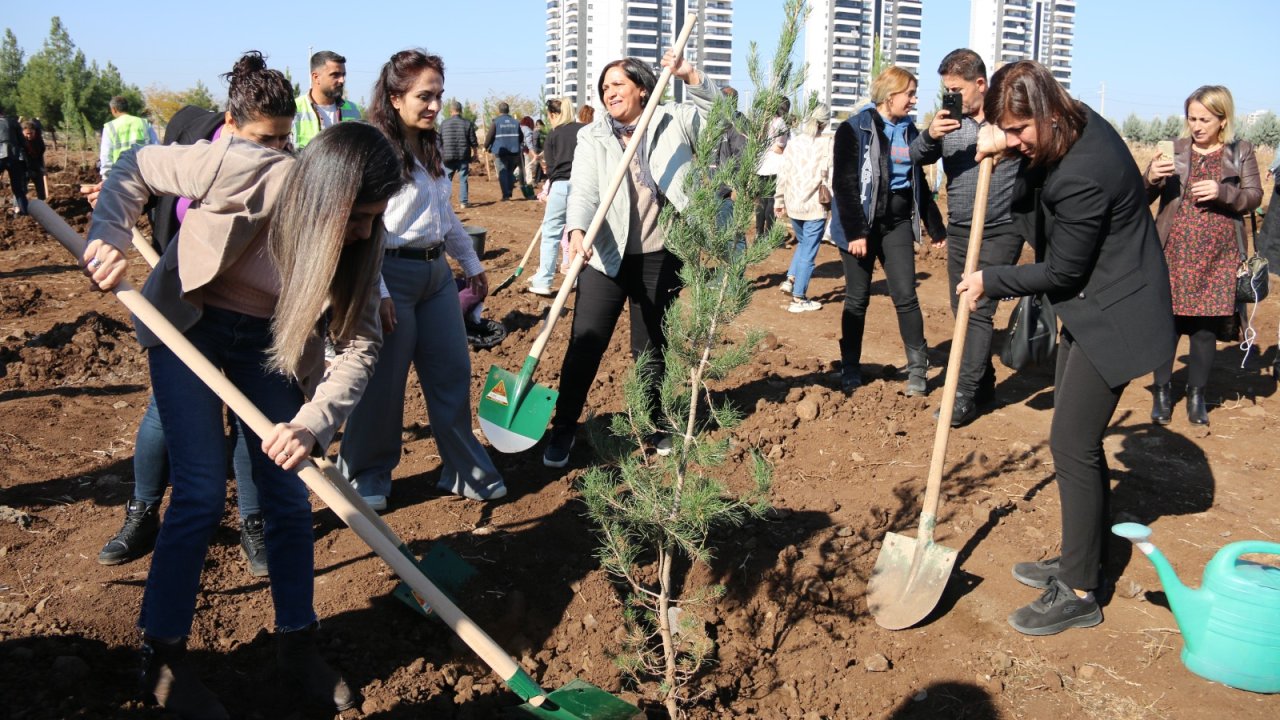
[29, 199, 536, 696]
[525, 13, 700, 363]
[918, 157, 994, 541]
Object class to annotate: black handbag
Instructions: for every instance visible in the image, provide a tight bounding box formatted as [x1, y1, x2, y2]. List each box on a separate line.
[1236, 212, 1270, 304]
[1000, 294, 1058, 371]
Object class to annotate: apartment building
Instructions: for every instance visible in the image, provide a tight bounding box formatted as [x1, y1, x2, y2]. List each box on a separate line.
[969, 0, 1076, 90]
[803, 0, 923, 119]
[545, 0, 734, 110]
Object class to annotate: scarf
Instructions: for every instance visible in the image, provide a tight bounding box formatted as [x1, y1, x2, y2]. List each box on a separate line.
[606, 114, 659, 196]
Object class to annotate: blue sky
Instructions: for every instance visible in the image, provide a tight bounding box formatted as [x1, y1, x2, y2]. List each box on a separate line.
[5, 1, 1275, 122]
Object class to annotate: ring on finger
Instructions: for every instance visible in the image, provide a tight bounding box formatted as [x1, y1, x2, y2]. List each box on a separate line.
[277, 453, 288, 463]
[88, 258, 103, 271]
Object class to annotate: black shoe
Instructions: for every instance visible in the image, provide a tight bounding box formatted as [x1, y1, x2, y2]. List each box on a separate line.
[1011, 555, 1061, 589]
[1007, 577, 1102, 636]
[542, 426, 576, 468]
[140, 637, 229, 720]
[276, 623, 358, 713]
[239, 513, 269, 578]
[840, 365, 863, 394]
[647, 432, 673, 457]
[98, 499, 160, 565]
[949, 396, 978, 427]
[1150, 382, 1173, 425]
[1186, 385, 1208, 425]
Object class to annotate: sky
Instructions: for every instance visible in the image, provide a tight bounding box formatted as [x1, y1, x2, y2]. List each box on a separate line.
[4, 1, 1276, 123]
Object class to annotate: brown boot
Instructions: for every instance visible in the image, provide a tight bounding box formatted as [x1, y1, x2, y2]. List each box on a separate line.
[140, 637, 229, 720]
[276, 623, 358, 712]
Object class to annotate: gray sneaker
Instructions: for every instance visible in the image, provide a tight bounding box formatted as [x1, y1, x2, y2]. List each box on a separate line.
[1012, 555, 1061, 589]
[1008, 577, 1102, 636]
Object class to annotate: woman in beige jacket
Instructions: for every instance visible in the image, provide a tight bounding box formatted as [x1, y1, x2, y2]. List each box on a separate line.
[774, 102, 833, 312]
[83, 84, 403, 718]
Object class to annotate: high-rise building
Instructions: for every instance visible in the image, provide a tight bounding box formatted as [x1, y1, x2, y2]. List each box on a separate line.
[968, 0, 1076, 90]
[803, 0, 923, 119]
[545, 0, 734, 112]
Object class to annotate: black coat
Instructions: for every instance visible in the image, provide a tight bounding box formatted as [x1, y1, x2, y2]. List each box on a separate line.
[149, 106, 226, 253]
[983, 106, 1176, 387]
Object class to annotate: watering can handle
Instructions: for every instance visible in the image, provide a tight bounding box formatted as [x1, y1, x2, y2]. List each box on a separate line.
[1213, 541, 1280, 569]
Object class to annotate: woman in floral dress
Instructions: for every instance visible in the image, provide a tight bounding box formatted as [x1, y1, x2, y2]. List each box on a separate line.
[1145, 85, 1261, 425]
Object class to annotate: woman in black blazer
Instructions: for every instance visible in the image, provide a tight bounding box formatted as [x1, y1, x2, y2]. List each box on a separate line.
[957, 61, 1176, 636]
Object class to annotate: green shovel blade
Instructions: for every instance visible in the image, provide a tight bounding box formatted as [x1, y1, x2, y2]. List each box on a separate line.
[478, 357, 558, 453]
[390, 542, 478, 618]
[506, 679, 644, 719]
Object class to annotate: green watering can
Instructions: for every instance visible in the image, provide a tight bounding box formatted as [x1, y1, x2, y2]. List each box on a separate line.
[1113, 522, 1280, 693]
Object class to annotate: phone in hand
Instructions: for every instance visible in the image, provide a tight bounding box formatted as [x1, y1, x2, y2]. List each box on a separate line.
[941, 92, 964, 119]
[1156, 140, 1175, 160]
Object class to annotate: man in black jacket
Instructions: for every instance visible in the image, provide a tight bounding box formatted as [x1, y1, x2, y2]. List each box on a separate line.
[0, 106, 28, 216]
[440, 101, 477, 208]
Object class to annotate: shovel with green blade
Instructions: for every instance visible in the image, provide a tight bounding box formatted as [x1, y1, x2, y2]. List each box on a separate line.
[491, 227, 543, 296]
[32, 199, 643, 719]
[480, 13, 700, 454]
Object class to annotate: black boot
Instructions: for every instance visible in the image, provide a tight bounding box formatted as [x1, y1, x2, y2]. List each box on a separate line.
[140, 637, 229, 720]
[1150, 382, 1173, 425]
[276, 623, 358, 713]
[1186, 386, 1209, 425]
[239, 513, 269, 578]
[904, 343, 929, 397]
[98, 499, 160, 565]
[840, 362, 863, 394]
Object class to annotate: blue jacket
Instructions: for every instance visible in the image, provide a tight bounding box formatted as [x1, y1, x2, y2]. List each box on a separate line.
[830, 105, 941, 250]
[487, 113, 522, 155]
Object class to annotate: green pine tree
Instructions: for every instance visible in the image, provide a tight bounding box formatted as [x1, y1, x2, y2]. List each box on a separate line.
[0, 30, 24, 113]
[577, 1, 808, 716]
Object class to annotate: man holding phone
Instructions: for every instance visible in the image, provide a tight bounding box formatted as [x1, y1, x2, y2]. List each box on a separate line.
[910, 48, 1028, 426]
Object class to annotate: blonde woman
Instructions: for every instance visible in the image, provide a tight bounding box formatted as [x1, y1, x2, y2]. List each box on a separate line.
[774, 102, 833, 312]
[529, 95, 585, 295]
[83, 118, 404, 716]
[1144, 85, 1262, 425]
[831, 66, 944, 395]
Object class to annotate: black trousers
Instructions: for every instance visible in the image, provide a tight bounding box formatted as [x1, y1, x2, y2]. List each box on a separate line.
[946, 222, 1026, 397]
[1051, 328, 1127, 591]
[551, 250, 683, 431]
[839, 198, 925, 367]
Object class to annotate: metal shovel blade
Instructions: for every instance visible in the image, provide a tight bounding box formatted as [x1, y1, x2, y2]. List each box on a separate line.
[508, 679, 645, 719]
[477, 360, 558, 454]
[866, 529, 958, 630]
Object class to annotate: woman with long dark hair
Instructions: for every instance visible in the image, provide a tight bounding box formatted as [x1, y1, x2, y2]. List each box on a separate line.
[958, 60, 1176, 636]
[84, 74, 403, 715]
[1144, 85, 1262, 425]
[336, 49, 506, 509]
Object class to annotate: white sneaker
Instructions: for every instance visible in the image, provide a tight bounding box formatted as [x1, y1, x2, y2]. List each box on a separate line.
[361, 494, 388, 513]
[528, 285, 554, 297]
[779, 278, 794, 294]
[789, 298, 821, 313]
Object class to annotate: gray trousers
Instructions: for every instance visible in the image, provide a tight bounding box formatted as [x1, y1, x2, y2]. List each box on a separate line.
[945, 222, 1026, 398]
[337, 254, 502, 498]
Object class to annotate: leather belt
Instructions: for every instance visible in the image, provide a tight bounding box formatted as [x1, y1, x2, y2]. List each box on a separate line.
[385, 244, 444, 261]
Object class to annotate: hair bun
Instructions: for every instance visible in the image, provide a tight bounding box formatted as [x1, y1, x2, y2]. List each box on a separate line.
[231, 51, 268, 80]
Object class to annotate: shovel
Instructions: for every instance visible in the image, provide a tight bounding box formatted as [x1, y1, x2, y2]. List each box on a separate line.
[479, 13, 699, 454]
[867, 156, 994, 630]
[125, 223, 473, 614]
[490, 227, 543, 296]
[32, 199, 642, 719]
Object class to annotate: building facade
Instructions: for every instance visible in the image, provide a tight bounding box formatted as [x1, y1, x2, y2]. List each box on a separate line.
[802, 0, 923, 119]
[545, 0, 734, 111]
[968, 0, 1076, 90]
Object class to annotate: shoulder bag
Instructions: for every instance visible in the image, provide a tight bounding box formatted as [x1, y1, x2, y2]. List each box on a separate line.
[1000, 293, 1058, 371]
[1236, 211, 1269, 304]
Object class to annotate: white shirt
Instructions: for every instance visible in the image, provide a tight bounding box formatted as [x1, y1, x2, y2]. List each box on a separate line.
[378, 156, 482, 297]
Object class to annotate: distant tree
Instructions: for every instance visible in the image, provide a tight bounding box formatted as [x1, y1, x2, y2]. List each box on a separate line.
[1140, 116, 1166, 144]
[482, 93, 537, 123]
[1121, 112, 1145, 143]
[182, 80, 217, 112]
[0, 30, 23, 112]
[1247, 112, 1280, 149]
[1164, 115, 1183, 140]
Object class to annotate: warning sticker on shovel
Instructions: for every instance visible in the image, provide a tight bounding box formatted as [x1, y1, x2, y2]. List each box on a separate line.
[485, 380, 509, 406]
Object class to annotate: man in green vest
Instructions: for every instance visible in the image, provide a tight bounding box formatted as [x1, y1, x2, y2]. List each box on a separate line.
[292, 50, 363, 149]
[99, 95, 158, 178]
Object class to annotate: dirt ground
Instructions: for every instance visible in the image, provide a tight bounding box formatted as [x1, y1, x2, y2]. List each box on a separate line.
[2, 152, 1279, 720]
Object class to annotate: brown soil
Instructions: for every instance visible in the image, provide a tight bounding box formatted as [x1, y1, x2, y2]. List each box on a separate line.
[2, 155, 1278, 720]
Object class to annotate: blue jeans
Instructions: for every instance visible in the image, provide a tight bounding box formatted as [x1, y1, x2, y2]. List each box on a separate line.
[532, 180, 570, 289]
[444, 158, 470, 205]
[133, 396, 259, 517]
[495, 151, 520, 200]
[337, 255, 503, 499]
[141, 306, 316, 638]
[787, 217, 827, 299]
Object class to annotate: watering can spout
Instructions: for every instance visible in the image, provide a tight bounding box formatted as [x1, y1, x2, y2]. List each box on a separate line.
[1112, 523, 1207, 639]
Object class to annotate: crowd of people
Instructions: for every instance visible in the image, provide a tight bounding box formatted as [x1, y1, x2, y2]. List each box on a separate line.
[10, 33, 1266, 716]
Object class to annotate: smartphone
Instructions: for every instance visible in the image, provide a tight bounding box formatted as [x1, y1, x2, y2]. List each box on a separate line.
[1156, 140, 1175, 160]
[941, 92, 964, 119]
